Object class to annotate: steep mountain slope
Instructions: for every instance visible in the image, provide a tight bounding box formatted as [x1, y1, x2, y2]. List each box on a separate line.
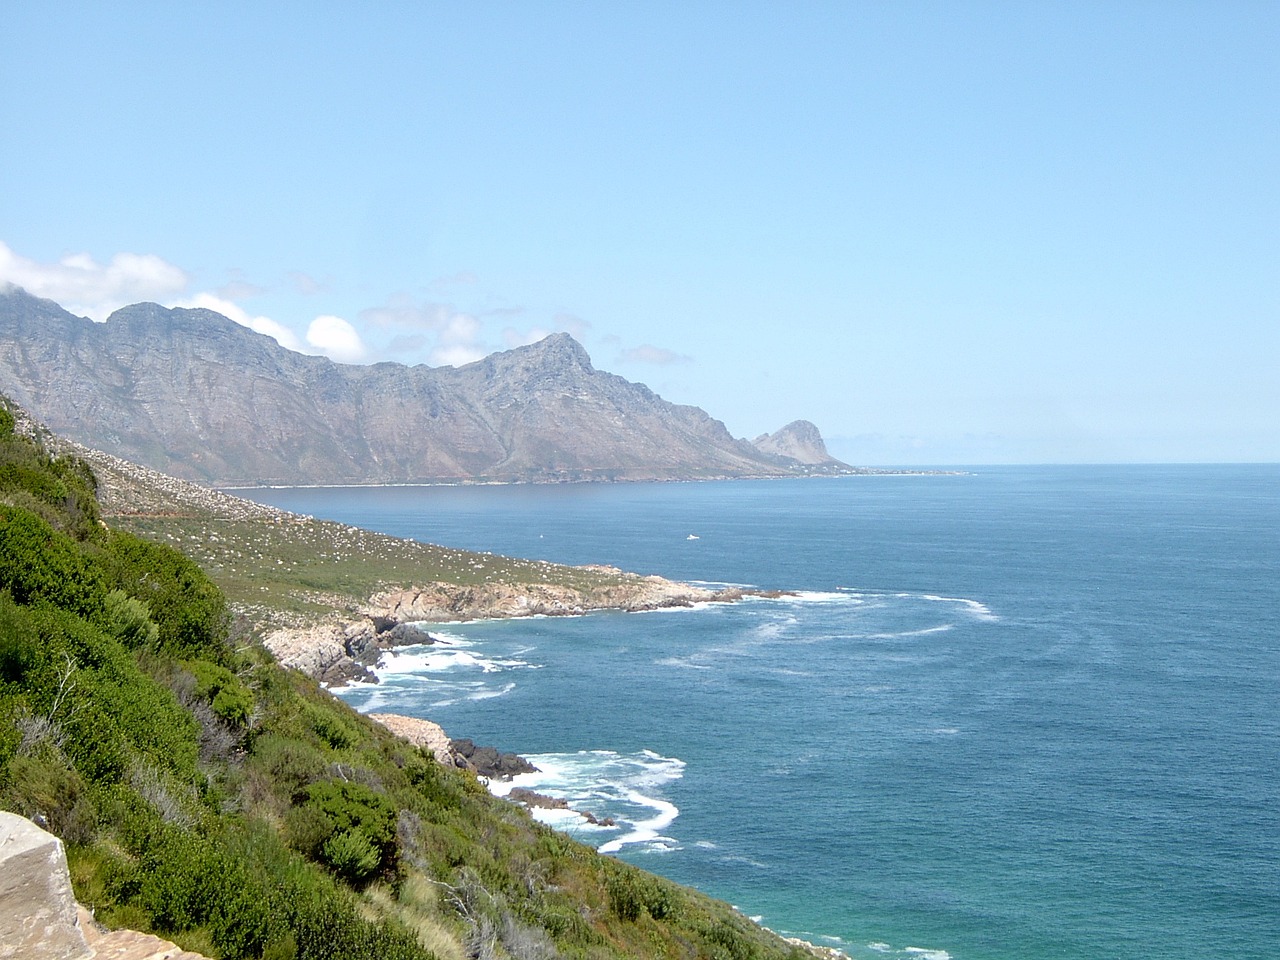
[0, 287, 851, 485]
[753, 419, 843, 466]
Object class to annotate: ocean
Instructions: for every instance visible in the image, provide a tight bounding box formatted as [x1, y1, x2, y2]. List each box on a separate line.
[240, 466, 1280, 960]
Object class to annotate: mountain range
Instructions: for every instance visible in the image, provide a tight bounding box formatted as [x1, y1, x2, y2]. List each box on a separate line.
[0, 286, 853, 485]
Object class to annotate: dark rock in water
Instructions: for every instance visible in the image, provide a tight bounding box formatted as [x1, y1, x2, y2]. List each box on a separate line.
[507, 787, 569, 810]
[378, 622, 437, 647]
[344, 630, 383, 666]
[506, 787, 616, 827]
[319, 658, 376, 686]
[450, 738, 538, 779]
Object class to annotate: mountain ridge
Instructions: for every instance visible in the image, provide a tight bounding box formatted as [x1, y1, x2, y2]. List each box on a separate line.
[0, 286, 855, 486]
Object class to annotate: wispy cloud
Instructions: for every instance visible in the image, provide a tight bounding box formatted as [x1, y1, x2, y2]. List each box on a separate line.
[0, 241, 188, 320]
[620, 344, 691, 365]
[431, 313, 485, 366]
[359, 294, 489, 367]
[287, 270, 327, 295]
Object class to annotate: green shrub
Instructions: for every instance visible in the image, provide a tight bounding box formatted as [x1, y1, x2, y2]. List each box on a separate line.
[0, 506, 108, 620]
[106, 531, 228, 659]
[184, 659, 254, 727]
[304, 780, 399, 880]
[250, 735, 328, 802]
[0, 592, 37, 684]
[321, 829, 382, 883]
[104, 590, 158, 647]
[1, 754, 97, 844]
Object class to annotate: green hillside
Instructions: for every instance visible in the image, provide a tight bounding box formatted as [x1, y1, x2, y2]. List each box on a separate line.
[0, 401, 812, 960]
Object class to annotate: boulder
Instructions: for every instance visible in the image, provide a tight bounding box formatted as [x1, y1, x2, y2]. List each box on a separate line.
[0, 811, 90, 960]
[449, 739, 537, 779]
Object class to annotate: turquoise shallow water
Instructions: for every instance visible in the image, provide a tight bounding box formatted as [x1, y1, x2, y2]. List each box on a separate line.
[242, 466, 1280, 959]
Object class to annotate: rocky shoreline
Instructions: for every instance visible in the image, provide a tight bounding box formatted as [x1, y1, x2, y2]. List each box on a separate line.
[263, 575, 766, 685]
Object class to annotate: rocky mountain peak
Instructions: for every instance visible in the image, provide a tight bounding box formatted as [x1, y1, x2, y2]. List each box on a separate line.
[496, 332, 594, 372]
[0, 288, 857, 484]
[752, 419, 838, 465]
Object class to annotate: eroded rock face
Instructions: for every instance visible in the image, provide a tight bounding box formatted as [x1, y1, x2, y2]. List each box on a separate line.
[0, 812, 90, 960]
[365, 576, 716, 624]
[367, 713, 464, 768]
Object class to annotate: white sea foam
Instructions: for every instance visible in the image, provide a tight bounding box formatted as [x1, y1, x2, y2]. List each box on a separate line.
[865, 624, 955, 640]
[786, 590, 861, 604]
[468, 682, 516, 701]
[375, 639, 540, 680]
[597, 789, 680, 853]
[491, 747, 686, 854]
[632, 600, 719, 614]
[655, 657, 713, 670]
[903, 949, 951, 960]
[919, 594, 998, 621]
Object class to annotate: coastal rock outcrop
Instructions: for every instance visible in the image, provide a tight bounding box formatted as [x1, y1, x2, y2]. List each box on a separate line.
[367, 714, 465, 767]
[366, 715, 535, 778]
[266, 575, 724, 686]
[0, 812, 210, 960]
[263, 618, 436, 685]
[449, 739, 538, 779]
[366, 574, 716, 623]
[0, 811, 89, 960]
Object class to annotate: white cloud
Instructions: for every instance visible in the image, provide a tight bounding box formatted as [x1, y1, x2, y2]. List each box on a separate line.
[430, 313, 485, 366]
[174, 292, 304, 352]
[306, 314, 367, 364]
[0, 240, 188, 320]
[431, 344, 488, 367]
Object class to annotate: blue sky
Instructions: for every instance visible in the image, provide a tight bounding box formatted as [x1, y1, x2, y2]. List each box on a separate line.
[2, 3, 1276, 464]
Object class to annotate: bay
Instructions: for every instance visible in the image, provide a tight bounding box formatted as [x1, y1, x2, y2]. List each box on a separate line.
[241, 466, 1280, 960]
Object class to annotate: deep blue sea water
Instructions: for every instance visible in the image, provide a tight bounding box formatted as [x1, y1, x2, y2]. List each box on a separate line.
[240, 467, 1280, 960]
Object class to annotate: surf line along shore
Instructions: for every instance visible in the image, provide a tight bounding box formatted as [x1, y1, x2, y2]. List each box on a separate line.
[262, 572, 789, 685]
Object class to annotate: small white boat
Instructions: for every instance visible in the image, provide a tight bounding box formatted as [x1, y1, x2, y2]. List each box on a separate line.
[686, 534, 700, 540]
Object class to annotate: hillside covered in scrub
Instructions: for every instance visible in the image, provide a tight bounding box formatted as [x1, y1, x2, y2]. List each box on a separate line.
[0, 400, 815, 960]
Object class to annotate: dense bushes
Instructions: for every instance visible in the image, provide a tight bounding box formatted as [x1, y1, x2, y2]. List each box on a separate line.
[105, 531, 229, 660]
[0, 506, 108, 619]
[0, 401, 810, 960]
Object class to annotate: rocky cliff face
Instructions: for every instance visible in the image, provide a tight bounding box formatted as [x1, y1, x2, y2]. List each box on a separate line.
[0, 287, 852, 485]
[752, 419, 841, 466]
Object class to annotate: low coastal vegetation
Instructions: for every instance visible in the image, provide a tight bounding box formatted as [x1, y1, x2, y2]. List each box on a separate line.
[0, 401, 812, 960]
[67, 437, 699, 628]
